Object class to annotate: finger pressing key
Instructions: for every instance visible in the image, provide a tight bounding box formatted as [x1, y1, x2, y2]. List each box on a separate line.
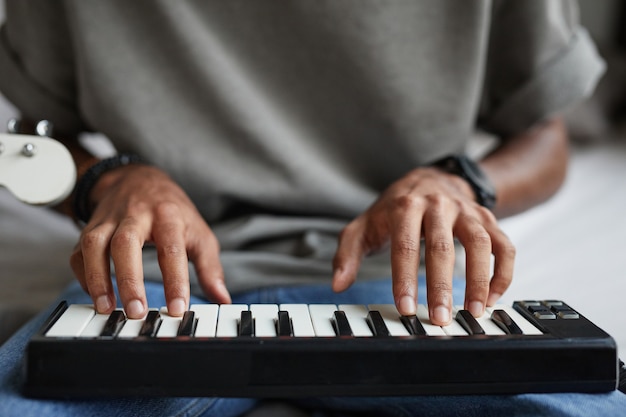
[110, 220, 148, 319]
[423, 204, 456, 325]
[454, 216, 492, 317]
[153, 204, 190, 317]
[389, 196, 423, 316]
[77, 223, 117, 314]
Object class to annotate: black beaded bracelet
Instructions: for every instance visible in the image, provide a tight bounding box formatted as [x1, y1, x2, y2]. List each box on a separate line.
[73, 153, 147, 224]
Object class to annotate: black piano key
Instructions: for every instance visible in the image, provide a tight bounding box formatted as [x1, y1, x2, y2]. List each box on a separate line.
[177, 311, 196, 336]
[400, 315, 426, 335]
[491, 309, 523, 335]
[366, 310, 391, 337]
[456, 310, 485, 335]
[332, 311, 353, 337]
[238, 310, 254, 337]
[138, 310, 161, 337]
[276, 311, 293, 336]
[100, 310, 126, 338]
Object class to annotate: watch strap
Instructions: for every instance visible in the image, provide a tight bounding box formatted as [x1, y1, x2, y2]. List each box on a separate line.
[432, 154, 497, 209]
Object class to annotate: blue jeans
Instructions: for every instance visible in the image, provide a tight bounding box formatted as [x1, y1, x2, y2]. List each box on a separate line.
[1, 278, 624, 417]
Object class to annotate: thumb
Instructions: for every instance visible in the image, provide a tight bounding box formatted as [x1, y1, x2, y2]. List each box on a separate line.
[332, 218, 382, 292]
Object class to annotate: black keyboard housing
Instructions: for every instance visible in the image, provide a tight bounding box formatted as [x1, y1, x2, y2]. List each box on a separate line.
[23, 301, 619, 398]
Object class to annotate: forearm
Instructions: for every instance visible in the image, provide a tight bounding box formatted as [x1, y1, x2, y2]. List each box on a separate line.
[480, 117, 569, 219]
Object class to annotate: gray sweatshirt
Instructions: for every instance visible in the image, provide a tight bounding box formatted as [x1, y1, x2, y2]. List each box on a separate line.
[0, 0, 604, 294]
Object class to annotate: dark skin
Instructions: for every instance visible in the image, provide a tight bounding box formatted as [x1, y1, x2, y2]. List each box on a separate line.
[333, 117, 568, 323]
[45, 116, 568, 325]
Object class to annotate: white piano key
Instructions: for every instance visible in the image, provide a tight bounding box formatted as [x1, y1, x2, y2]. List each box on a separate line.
[455, 305, 505, 335]
[156, 307, 183, 337]
[441, 310, 469, 336]
[280, 304, 316, 337]
[308, 304, 338, 337]
[117, 318, 144, 338]
[250, 304, 279, 337]
[46, 304, 96, 337]
[116, 308, 158, 338]
[338, 304, 373, 337]
[486, 305, 543, 335]
[368, 304, 411, 336]
[416, 305, 447, 336]
[80, 311, 115, 338]
[216, 304, 248, 337]
[190, 304, 219, 337]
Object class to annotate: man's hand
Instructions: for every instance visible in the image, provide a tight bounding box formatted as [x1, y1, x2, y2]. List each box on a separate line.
[332, 166, 515, 325]
[69, 164, 231, 319]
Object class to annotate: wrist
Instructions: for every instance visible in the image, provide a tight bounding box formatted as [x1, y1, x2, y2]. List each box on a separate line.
[72, 154, 147, 224]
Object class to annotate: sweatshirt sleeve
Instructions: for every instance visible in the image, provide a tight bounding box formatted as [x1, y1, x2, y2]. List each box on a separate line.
[0, 0, 86, 134]
[478, 0, 605, 137]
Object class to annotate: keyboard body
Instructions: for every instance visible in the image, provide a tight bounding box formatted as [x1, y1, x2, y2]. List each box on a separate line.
[23, 300, 618, 398]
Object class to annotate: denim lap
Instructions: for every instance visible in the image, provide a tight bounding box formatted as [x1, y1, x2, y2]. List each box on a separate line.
[1, 279, 624, 417]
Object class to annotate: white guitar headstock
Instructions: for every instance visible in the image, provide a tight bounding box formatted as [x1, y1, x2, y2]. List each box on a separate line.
[0, 120, 76, 206]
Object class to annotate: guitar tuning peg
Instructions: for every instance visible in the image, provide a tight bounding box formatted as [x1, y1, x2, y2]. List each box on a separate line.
[36, 120, 53, 137]
[21, 142, 37, 157]
[7, 118, 20, 134]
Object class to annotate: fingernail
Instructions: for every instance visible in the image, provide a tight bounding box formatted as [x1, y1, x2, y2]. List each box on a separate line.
[468, 301, 484, 317]
[398, 296, 416, 315]
[169, 298, 186, 316]
[95, 295, 111, 313]
[126, 299, 145, 318]
[433, 306, 450, 324]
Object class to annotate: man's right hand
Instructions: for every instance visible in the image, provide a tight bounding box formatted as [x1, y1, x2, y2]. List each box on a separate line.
[69, 163, 231, 319]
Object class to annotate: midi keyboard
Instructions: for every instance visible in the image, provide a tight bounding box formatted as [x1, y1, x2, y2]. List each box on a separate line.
[23, 300, 619, 398]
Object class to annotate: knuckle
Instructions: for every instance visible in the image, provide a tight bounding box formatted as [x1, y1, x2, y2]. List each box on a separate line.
[80, 229, 109, 251]
[154, 201, 182, 221]
[425, 193, 448, 208]
[394, 236, 420, 257]
[164, 279, 189, 297]
[491, 275, 513, 293]
[426, 238, 454, 256]
[85, 271, 111, 287]
[391, 194, 424, 212]
[115, 275, 143, 292]
[393, 278, 416, 297]
[498, 240, 517, 258]
[429, 280, 453, 295]
[469, 229, 491, 249]
[469, 276, 491, 291]
[202, 229, 221, 251]
[158, 243, 185, 258]
[478, 207, 497, 224]
[337, 224, 354, 244]
[111, 228, 140, 249]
